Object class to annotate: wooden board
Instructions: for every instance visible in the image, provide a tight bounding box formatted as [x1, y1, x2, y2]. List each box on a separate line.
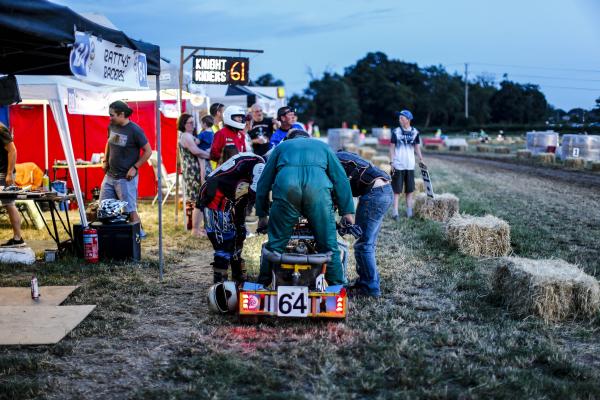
[0, 286, 78, 306]
[0, 305, 96, 345]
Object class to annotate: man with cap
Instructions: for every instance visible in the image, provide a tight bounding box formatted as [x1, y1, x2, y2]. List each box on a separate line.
[255, 129, 355, 286]
[336, 150, 393, 297]
[270, 106, 304, 147]
[100, 100, 152, 229]
[389, 109, 424, 220]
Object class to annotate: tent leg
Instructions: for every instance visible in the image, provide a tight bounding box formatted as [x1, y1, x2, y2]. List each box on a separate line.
[156, 77, 163, 281]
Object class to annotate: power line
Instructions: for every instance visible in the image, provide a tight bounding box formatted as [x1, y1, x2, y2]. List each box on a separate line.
[470, 71, 600, 83]
[469, 62, 600, 74]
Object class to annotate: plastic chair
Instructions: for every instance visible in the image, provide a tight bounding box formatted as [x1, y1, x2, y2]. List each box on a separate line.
[147, 152, 177, 205]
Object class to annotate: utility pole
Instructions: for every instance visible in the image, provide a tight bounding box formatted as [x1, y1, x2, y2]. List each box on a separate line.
[464, 62, 469, 119]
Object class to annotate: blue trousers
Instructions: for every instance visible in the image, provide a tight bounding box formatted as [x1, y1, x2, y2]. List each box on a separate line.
[353, 184, 393, 296]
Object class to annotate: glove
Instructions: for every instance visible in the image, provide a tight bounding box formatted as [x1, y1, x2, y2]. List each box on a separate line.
[257, 216, 269, 234]
[419, 161, 427, 170]
[315, 274, 328, 292]
[337, 218, 363, 239]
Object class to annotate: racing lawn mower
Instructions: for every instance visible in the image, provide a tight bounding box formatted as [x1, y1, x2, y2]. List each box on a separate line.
[208, 220, 357, 321]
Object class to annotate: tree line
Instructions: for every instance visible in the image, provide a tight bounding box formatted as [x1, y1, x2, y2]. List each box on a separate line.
[254, 51, 600, 131]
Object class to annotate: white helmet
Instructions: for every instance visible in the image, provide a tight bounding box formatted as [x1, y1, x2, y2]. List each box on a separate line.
[207, 281, 238, 313]
[223, 105, 247, 130]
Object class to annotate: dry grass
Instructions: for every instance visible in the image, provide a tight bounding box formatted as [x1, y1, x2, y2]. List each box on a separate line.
[534, 152, 555, 164]
[516, 149, 532, 159]
[360, 147, 376, 160]
[414, 193, 459, 222]
[446, 214, 511, 257]
[371, 155, 390, 168]
[494, 147, 511, 154]
[492, 257, 600, 322]
[477, 145, 491, 153]
[564, 157, 585, 169]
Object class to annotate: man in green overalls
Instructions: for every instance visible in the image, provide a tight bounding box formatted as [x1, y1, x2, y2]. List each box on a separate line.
[255, 129, 355, 286]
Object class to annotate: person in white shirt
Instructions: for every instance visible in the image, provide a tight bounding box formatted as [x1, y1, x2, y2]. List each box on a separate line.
[389, 110, 424, 219]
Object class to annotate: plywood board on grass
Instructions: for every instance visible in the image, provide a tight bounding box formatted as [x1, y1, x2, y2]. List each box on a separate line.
[0, 286, 78, 306]
[0, 305, 96, 345]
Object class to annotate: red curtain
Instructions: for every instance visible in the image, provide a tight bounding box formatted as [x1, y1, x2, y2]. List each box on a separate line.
[9, 101, 178, 200]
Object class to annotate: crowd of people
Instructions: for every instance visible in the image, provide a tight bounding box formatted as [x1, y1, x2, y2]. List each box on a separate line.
[2, 100, 425, 299]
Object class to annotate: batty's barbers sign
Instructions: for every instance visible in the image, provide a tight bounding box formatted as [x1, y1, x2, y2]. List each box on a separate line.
[69, 31, 148, 89]
[192, 56, 249, 85]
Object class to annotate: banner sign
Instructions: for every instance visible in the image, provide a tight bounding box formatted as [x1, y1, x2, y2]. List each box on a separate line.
[66, 88, 111, 116]
[192, 56, 249, 85]
[69, 31, 148, 89]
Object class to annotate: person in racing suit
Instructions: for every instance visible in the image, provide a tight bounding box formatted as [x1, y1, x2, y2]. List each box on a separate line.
[336, 151, 393, 297]
[255, 129, 355, 286]
[197, 146, 265, 283]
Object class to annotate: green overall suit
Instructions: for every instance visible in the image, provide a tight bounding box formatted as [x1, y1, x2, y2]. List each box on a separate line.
[255, 136, 355, 285]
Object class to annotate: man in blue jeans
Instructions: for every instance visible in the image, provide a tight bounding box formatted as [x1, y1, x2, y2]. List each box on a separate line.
[336, 151, 393, 297]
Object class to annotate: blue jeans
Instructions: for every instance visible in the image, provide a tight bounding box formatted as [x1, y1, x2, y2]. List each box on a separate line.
[353, 184, 393, 296]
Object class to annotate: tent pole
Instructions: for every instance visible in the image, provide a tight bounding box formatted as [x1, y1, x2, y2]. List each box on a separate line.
[156, 76, 164, 281]
[43, 103, 48, 171]
[175, 46, 184, 225]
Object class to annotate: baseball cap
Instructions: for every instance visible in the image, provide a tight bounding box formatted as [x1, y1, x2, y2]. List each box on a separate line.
[277, 106, 296, 120]
[395, 110, 413, 120]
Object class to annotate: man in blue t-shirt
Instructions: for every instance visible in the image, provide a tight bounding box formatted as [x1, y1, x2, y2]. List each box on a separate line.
[270, 106, 304, 147]
[389, 110, 424, 220]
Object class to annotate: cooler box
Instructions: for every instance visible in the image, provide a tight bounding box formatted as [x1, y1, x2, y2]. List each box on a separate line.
[74, 221, 141, 261]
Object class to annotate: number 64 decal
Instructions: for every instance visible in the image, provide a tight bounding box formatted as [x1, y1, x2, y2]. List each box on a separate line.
[277, 286, 309, 317]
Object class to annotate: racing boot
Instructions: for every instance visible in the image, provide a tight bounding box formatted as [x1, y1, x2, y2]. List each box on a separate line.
[212, 259, 229, 283]
[230, 258, 248, 285]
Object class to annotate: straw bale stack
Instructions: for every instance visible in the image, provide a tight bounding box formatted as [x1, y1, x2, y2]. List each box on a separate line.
[516, 149, 532, 159]
[534, 152, 555, 164]
[371, 155, 390, 168]
[448, 145, 467, 152]
[476, 145, 491, 153]
[514, 137, 525, 145]
[564, 157, 585, 169]
[344, 143, 358, 154]
[467, 139, 480, 145]
[492, 257, 600, 322]
[424, 144, 443, 151]
[414, 178, 425, 193]
[414, 193, 459, 222]
[591, 161, 600, 172]
[360, 147, 376, 160]
[494, 146, 511, 154]
[379, 163, 391, 175]
[446, 214, 510, 257]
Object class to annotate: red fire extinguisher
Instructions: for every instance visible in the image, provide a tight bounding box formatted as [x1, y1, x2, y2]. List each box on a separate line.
[83, 226, 99, 263]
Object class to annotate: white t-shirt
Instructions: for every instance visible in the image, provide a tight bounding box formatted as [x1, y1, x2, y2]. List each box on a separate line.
[391, 126, 420, 170]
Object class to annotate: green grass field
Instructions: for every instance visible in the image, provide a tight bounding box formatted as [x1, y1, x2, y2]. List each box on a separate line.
[1, 156, 599, 399]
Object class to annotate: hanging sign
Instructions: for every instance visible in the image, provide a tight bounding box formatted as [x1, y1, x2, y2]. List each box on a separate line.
[69, 31, 149, 89]
[192, 56, 249, 85]
[67, 88, 111, 116]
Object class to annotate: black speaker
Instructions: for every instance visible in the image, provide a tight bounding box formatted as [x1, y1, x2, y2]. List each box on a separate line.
[74, 221, 141, 261]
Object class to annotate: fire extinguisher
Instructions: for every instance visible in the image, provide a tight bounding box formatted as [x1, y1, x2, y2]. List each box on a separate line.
[185, 200, 194, 230]
[83, 226, 99, 263]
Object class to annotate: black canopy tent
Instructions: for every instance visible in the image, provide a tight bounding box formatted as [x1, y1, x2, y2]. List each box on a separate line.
[0, 0, 160, 75]
[0, 0, 165, 278]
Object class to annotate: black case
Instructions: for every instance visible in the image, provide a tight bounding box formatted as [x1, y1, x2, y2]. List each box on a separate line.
[74, 221, 141, 261]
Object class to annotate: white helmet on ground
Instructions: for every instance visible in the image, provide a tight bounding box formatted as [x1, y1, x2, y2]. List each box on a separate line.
[223, 105, 247, 130]
[207, 281, 238, 313]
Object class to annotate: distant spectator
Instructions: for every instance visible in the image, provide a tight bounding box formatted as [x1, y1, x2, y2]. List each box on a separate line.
[0, 122, 25, 247]
[178, 113, 210, 236]
[248, 103, 274, 156]
[209, 103, 225, 133]
[389, 109, 424, 220]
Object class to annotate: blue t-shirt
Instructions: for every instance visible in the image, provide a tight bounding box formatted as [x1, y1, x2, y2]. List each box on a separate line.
[270, 123, 305, 147]
[197, 130, 214, 151]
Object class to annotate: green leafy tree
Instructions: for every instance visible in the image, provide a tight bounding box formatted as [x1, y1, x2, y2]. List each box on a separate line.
[304, 72, 361, 129]
[250, 73, 284, 87]
[490, 80, 547, 124]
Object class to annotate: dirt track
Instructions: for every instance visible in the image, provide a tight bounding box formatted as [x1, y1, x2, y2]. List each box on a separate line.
[429, 153, 600, 190]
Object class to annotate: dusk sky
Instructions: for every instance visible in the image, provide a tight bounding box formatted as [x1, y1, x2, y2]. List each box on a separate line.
[57, 0, 600, 111]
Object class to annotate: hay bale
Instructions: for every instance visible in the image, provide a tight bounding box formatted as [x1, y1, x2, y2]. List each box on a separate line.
[591, 161, 600, 172]
[424, 144, 443, 151]
[534, 152, 555, 164]
[516, 149, 532, 159]
[414, 178, 425, 193]
[476, 145, 491, 153]
[379, 163, 391, 175]
[414, 193, 459, 222]
[492, 257, 600, 322]
[448, 145, 467, 152]
[360, 147, 376, 160]
[371, 155, 390, 168]
[564, 157, 585, 169]
[467, 139, 480, 145]
[344, 143, 358, 154]
[494, 146, 511, 154]
[446, 214, 511, 257]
